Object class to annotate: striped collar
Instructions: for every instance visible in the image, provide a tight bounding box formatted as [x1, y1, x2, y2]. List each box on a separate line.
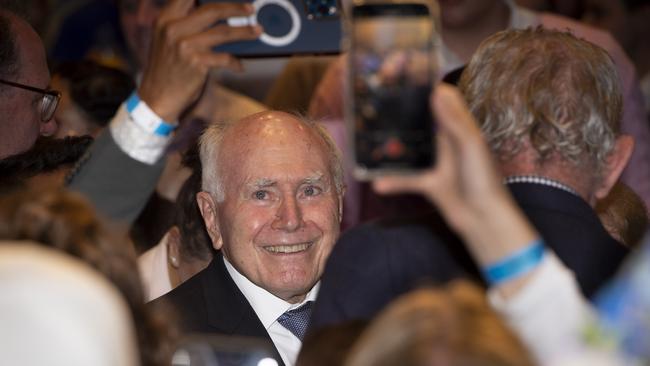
[504, 175, 579, 197]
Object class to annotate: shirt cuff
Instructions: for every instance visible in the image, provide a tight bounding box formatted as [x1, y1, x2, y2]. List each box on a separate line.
[109, 103, 174, 165]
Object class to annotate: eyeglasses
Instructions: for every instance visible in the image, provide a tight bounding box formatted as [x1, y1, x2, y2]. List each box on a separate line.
[0, 79, 61, 122]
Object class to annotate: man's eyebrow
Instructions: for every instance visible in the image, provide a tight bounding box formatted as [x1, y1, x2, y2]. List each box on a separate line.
[302, 173, 325, 185]
[248, 178, 276, 189]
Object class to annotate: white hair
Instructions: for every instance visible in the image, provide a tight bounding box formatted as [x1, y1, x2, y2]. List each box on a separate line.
[459, 27, 622, 175]
[198, 114, 345, 202]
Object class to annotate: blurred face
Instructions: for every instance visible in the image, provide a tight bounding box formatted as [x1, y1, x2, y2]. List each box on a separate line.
[119, 0, 168, 69]
[199, 112, 343, 303]
[0, 14, 57, 158]
[438, 0, 502, 29]
[582, 0, 630, 50]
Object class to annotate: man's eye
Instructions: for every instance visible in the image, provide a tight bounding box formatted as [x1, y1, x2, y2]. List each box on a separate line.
[254, 190, 268, 200]
[303, 186, 322, 197]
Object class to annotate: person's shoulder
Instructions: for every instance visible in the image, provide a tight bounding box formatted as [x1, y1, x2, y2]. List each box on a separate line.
[336, 215, 444, 252]
[330, 213, 463, 272]
[149, 262, 213, 332]
[153, 265, 205, 308]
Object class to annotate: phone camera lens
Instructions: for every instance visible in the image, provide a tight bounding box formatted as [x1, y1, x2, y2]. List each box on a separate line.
[304, 0, 339, 19]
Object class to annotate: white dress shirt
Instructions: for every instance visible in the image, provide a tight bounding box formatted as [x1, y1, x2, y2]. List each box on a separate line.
[109, 103, 175, 165]
[224, 257, 319, 366]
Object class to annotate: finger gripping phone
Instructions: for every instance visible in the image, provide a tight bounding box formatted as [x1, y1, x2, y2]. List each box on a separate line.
[347, 3, 437, 179]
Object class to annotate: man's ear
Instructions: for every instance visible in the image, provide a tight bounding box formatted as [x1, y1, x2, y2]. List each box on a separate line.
[196, 191, 224, 250]
[594, 135, 634, 200]
[167, 226, 182, 269]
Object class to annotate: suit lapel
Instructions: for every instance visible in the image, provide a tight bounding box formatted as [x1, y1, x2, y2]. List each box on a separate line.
[201, 253, 286, 365]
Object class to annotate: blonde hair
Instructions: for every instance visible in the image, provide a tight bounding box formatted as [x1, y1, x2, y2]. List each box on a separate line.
[345, 281, 535, 366]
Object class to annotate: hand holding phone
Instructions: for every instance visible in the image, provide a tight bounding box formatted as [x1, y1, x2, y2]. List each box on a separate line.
[347, 3, 437, 179]
[138, 0, 261, 122]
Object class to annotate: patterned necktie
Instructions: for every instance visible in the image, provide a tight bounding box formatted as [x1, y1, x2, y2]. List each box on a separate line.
[277, 301, 313, 341]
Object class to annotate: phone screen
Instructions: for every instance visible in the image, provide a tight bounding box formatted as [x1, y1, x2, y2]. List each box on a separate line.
[350, 3, 435, 176]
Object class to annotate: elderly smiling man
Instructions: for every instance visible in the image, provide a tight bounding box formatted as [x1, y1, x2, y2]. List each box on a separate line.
[155, 110, 344, 366]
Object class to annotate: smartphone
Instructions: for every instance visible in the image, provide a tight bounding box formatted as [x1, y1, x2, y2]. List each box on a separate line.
[172, 334, 280, 366]
[199, 0, 342, 57]
[347, 3, 437, 179]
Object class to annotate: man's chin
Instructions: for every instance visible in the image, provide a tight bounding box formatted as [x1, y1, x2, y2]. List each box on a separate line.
[267, 278, 316, 303]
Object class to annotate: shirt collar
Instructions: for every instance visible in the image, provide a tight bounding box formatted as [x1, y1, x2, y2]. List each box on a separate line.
[504, 175, 579, 197]
[223, 256, 320, 330]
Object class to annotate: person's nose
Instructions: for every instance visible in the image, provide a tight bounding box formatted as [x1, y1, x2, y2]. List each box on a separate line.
[271, 196, 303, 232]
[40, 116, 58, 137]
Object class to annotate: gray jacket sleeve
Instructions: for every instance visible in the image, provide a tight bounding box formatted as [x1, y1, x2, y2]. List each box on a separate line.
[66, 130, 166, 224]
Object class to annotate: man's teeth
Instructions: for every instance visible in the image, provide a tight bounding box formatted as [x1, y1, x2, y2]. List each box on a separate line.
[264, 243, 312, 254]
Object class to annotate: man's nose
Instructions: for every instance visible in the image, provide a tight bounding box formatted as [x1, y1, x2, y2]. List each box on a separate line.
[271, 196, 303, 232]
[40, 117, 58, 137]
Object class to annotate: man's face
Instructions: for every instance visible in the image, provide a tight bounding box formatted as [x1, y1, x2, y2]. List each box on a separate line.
[0, 14, 57, 158]
[119, 0, 168, 69]
[201, 112, 343, 303]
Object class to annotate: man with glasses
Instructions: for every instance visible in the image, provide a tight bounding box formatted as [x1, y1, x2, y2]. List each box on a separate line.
[0, 80, 60, 122]
[0, 1, 261, 224]
[0, 11, 58, 158]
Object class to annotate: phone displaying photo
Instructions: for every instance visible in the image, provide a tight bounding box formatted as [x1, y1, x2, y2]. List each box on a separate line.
[348, 3, 436, 179]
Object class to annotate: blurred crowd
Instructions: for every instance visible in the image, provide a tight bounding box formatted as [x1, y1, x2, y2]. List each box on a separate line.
[0, 0, 649, 365]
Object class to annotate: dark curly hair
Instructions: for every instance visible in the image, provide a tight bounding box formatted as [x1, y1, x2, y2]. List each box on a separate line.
[167, 144, 213, 262]
[53, 60, 134, 126]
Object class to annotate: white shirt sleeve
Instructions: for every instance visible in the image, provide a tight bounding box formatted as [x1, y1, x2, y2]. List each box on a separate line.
[108, 104, 174, 165]
[487, 252, 597, 364]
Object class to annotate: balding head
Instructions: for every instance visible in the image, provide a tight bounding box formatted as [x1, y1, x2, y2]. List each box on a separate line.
[0, 10, 58, 158]
[199, 111, 344, 202]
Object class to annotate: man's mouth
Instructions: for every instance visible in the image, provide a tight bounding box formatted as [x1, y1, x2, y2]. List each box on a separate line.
[263, 242, 314, 254]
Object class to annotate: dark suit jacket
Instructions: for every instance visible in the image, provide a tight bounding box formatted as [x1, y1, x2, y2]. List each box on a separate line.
[152, 253, 285, 365]
[309, 182, 629, 330]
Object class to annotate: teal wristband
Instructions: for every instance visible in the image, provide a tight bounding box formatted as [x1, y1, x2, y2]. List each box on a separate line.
[483, 239, 545, 285]
[125, 91, 176, 137]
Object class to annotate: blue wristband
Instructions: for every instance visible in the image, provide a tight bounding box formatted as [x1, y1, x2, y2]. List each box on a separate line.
[483, 239, 545, 285]
[125, 92, 176, 137]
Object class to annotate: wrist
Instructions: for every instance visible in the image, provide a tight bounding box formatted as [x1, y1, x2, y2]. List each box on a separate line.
[137, 84, 181, 122]
[125, 92, 177, 136]
[482, 239, 546, 285]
